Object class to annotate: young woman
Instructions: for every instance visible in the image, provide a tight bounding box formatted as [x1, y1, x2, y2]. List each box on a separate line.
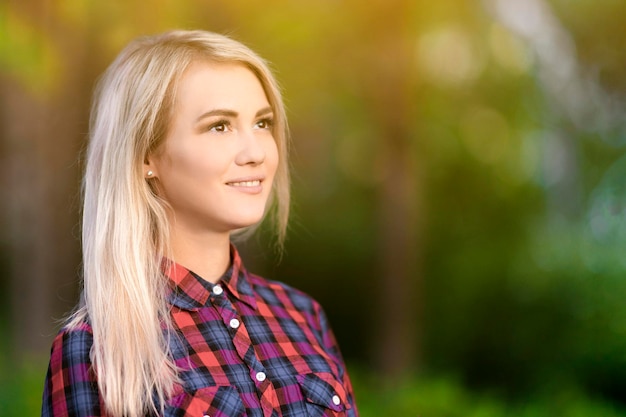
[42, 30, 358, 417]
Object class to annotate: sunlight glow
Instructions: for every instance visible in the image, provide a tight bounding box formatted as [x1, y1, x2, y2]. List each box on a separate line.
[417, 26, 484, 87]
[488, 23, 533, 75]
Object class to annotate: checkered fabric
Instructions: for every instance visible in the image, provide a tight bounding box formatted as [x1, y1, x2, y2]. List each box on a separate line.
[42, 246, 358, 417]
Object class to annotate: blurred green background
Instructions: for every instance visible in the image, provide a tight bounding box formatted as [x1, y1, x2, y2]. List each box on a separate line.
[3, 0, 626, 415]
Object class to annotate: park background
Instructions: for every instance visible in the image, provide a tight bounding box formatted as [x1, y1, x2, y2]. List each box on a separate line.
[2, 0, 626, 415]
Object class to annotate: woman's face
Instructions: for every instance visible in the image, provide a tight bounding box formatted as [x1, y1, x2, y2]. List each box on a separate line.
[148, 61, 279, 236]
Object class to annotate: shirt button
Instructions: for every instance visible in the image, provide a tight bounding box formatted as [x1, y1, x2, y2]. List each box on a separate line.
[212, 285, 223, 295]
[229, 318, 240, 329]
[255, 371, 266, 382]
[332, 395, 341, 406]
[203, 414, 210, 417]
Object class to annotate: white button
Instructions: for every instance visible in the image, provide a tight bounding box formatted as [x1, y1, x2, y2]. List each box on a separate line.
[229, 318, 240, 329]
[203, 414, 210, 417]
[332, 395, 341, 406]
[255, 371, 266, 382]
[212, 285, 223, 295]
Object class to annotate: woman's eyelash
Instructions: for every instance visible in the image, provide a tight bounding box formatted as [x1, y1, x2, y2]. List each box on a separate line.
[257, 118, 274, 128]
[204, 118, 273, 132]
[207, 120, 231, 132]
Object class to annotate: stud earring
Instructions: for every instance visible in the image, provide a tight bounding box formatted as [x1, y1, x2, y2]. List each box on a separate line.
[147, 170, 154, 177]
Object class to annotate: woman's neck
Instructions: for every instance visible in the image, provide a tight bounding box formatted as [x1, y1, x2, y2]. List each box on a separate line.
[168, 227, 231, 283]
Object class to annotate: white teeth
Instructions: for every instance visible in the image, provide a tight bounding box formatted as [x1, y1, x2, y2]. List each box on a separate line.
[229, 180, 260, 187]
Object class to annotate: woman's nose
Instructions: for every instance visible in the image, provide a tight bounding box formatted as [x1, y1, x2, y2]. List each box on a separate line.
[235, 129, 266, 166]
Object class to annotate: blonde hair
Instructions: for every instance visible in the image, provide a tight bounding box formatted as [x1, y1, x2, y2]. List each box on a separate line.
[68, 30, 290, 417]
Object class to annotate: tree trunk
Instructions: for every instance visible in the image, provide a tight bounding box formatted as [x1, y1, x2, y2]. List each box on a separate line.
[1, 0, 93, 357]
[360, 0, 424, 378]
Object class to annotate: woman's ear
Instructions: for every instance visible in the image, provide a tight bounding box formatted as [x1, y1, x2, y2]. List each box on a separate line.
[144, 156, 158, 179]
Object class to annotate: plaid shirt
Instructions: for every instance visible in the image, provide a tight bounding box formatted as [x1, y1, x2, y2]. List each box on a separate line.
[42, 247, 358, 417]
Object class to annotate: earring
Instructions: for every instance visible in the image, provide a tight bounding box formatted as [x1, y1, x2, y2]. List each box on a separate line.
[147, 170, 154, 177]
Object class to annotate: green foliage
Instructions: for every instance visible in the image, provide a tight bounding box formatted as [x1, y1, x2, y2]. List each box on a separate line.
[0, 354, 46, 417]
[350, 370, 626, 417]
[0, 3, 61, 95]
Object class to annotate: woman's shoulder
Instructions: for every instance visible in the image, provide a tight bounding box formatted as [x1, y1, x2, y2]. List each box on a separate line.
[43, 314, 101, 416]
[246, 273, 323, 315]
[245, 272, 344, 365]
[49, 315, 94, 360]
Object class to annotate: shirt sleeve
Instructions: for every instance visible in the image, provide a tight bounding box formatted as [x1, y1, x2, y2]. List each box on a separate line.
[312, 301, 360, 417]
[41, 323, 104, 417]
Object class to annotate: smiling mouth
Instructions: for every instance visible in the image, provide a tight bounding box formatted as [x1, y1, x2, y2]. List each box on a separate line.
[227, 180, 261, 187]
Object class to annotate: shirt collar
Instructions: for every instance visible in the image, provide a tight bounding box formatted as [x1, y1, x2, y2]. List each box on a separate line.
[164, 244, 258, 311]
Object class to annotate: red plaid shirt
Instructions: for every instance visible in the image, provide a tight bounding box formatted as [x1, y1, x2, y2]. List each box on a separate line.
[42, 246, 358, 417]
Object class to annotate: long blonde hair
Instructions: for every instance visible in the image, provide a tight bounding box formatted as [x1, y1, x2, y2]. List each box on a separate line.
[68, 30, 290, 417]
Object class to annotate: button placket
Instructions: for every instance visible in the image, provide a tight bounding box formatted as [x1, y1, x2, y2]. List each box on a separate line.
[250, 368, 269, 386]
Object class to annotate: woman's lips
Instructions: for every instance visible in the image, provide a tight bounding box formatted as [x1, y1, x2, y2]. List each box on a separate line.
[225, 178, 264, 194]
[227, 180, 261, 187]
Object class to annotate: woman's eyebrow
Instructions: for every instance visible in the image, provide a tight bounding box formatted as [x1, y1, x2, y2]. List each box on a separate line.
[195, 106, 272, 123]
[196, 109, 238, 122]
[256, 106, 273, 117]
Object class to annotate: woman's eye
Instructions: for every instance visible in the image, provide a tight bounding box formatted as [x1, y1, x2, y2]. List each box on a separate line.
[209, 121, 230, 132]
[255, 118, 274, 129]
